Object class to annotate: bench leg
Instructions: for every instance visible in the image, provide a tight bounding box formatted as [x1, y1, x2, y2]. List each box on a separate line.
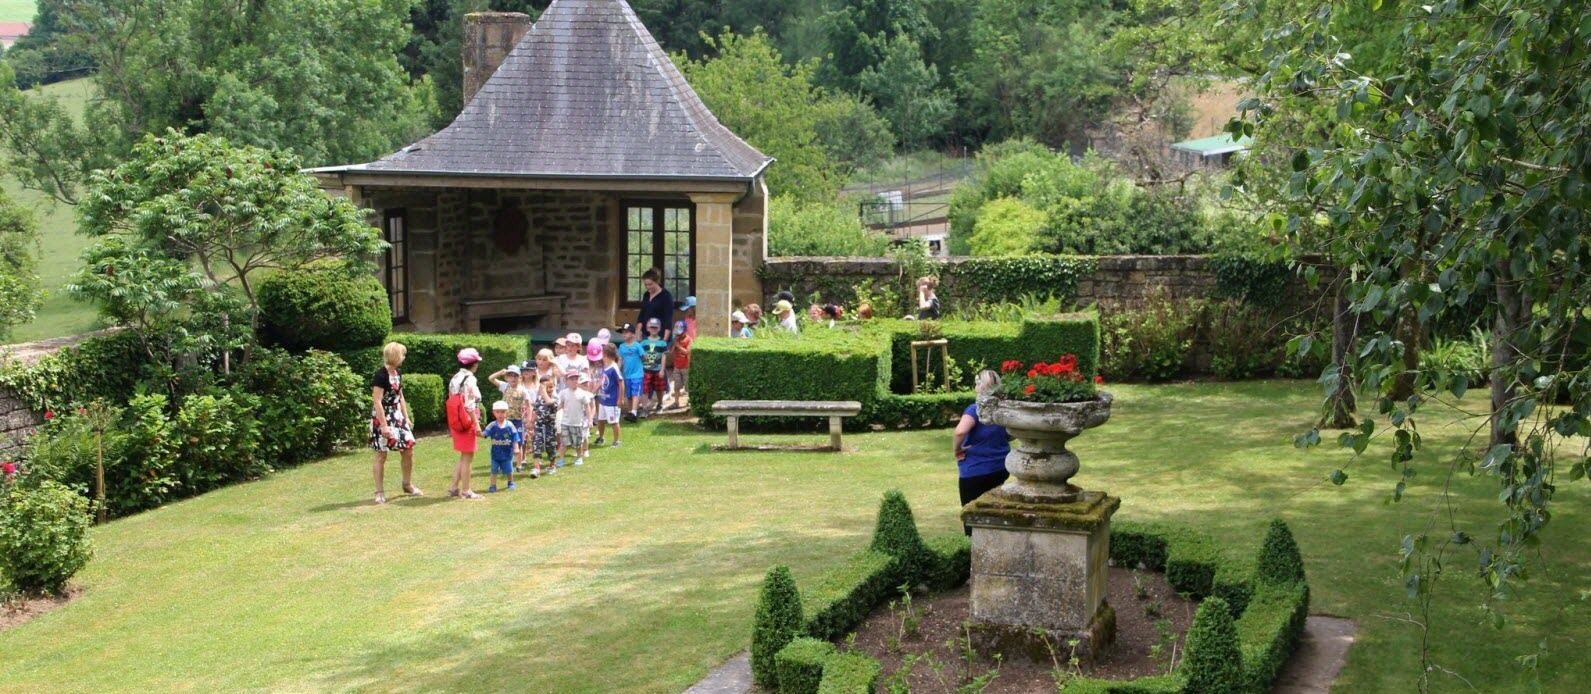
[726, 415, 739, 449]
[829, 416, 843, 451]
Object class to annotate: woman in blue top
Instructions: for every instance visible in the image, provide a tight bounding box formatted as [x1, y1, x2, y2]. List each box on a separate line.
[952, 370, 1011, 534]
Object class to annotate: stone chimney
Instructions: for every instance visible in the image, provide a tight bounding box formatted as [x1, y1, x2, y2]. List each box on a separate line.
[463, 12, 532, 105]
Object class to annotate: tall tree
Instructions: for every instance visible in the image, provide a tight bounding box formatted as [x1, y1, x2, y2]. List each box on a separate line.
[818, 0, 936, 92]
[857, 36, 954, 149]
[0, 187, 43, 341]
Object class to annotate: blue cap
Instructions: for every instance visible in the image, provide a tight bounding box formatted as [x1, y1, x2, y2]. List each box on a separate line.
[679, 296, 697, 310]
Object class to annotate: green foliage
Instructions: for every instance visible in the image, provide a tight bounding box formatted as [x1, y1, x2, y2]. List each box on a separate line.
[1054, 676, 1185, 694]
[1256, 519, 1305, 587]
[0, 480, 94, 594]
[870, 489, 931, 586]
[236, 349, 366, 466]
[815, 652, 882, 694]
[856, 35, 954, 149]
[347, 333, 529, 382]
[1183, 596, 1242, 694]
[1110, 520, 1223, 599]
[0, 186, 42, 340]
[801, 550, 899, 641]
[967, 197, 1044, 256]
[871, 392, 975, 430]
[0, 330, 150, 414]
[1206, 301, 1287, 381]
[751, 564, 805, 688]
[687, 328, 891, 427]
[1236, 582, 1311, 694]
[1209, 253, 1292, 311]
[924, 534, 971, 591]
[171, 392, 264, 496]
[1419, 330, 1491, 387]
[1100, 290, 1199, 382]
[257, 264, 391, 352]
[768, 196, 890, 258]
[403, 374, 446, 433]
[21, 396, 179, 518]
[775, 637, 835, 694]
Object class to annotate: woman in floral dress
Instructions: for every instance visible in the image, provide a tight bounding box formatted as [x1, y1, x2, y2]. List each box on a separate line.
[370, 341, 422, 505]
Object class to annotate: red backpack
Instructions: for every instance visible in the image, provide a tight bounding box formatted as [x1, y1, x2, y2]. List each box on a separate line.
[445, 373, 477, 433]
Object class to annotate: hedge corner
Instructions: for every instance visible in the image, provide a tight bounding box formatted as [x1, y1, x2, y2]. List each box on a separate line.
[775, 637, 836, 694]
[751, 565, 805, 688]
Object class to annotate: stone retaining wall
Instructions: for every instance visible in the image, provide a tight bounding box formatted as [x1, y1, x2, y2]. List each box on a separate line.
[0, 330, 116, 458]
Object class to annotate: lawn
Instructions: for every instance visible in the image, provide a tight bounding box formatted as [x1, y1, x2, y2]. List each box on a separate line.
[2, 77, 103, 343]
[0, 381, 1584, 692]
[0, 1, 32, 24]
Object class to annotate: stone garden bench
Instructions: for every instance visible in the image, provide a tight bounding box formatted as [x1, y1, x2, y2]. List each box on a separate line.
[710, 400, 864, 452]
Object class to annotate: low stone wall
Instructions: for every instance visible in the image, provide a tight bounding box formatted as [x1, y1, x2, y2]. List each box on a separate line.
[0, 330, 115, 458]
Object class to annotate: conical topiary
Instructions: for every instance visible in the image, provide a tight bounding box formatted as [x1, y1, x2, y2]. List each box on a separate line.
[869, 489, 930, 586]
[750, 564, 804, 688]
[1182, 596, 1242, 693]
[1256, 518, 1306, 585]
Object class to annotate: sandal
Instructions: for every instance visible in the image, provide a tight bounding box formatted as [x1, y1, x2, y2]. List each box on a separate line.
[447, 488, 460, 498]
[460, 491, 484, 500]
[403, 483, 424, 496]
[374, 492, 387, 505]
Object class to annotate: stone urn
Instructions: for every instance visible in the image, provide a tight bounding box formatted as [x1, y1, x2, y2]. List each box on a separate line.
[976, 391, 1113, 504]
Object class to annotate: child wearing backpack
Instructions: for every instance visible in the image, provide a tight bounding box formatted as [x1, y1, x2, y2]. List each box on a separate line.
[447, 348, 485, 500]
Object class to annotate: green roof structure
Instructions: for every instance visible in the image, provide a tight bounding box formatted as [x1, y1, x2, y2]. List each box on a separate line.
[1170, 133, 1252, 157]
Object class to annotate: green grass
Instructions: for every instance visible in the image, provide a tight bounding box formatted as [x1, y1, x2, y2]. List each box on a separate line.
[0, 381, 1585, 692]
[0, 1, 33, 24]
[3, 77, 102, 343]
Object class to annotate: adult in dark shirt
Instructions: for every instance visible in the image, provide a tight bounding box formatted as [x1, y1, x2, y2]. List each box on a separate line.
[635, 267, 675, 341]
[952, 370, 1010, 534]
[370, 341, 422, 505]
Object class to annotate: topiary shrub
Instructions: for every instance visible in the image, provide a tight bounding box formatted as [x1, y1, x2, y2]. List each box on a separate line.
[0, 480, 95, 594]
[237, 348, 365, 466]
[802, 550, 899, 641]
[869, 489, 931, 587]
[775, 637, 835, 694]
[403, 374, 445, 432]
[816, 652, 882, 694]
[1256, 518, 1306, 586]
[1183, 596, 1243, 694]
[342, 333, 528, 382]
[751, 564, 805, 688]
[256, 264, 391, 352]
[924, 534, 972, 591]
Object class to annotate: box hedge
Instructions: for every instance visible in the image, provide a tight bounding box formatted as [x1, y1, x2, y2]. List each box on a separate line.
[403, 374, 445, 432]
[1236, 581, 1311, 693]
[870, 489, 931, 587]
[340, 333, 528, 382]
[256, 264, 390, 352]
[815, 652, 881, 694]
[801, 549, 899, 642]
[775, 637, 835, 694]
[1183, 596, 1243, 694]
[752, 565, 805, 688]
[688, 329, 889, 429]
[924, 534, 972, 591]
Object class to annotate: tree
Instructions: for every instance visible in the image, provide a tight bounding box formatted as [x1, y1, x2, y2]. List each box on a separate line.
[1, 0, 97, 88]
[680, 31, 890, 202]
[0, 187, 43, 340]
[1246, 0, 1590, 657]
[818, 0, 936, 92]
[857, 36, 955, 149]
[73, 131, 385, 348]
[768, 196, 890, 258]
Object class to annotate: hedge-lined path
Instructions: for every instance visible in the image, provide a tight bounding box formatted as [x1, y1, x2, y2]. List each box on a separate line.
[0, 382, 1585, 692]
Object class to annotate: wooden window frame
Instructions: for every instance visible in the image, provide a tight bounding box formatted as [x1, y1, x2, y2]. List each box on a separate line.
[619, 200, 696, 309]
[383, 209, 410, 324]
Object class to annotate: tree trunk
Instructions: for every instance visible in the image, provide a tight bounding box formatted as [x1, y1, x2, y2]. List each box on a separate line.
[1390, 307, 1422, 401]
[1490, 265, 1528, 447]
[1320, 287, 1358, 429]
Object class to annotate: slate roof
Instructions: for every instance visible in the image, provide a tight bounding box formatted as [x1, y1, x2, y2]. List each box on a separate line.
[316, 0, 771, 182]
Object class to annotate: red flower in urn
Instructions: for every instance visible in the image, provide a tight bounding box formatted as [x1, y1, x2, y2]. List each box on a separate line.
[997, 354, 1100, 404]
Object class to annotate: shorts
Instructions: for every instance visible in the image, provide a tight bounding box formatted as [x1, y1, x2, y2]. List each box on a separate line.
[598, 405, 620, 424]
[644, 371, 668, 395]
[559, 424, 588, 448]
[670, 368, 689, 392]
[491, 457, 514, 476]
[624, 377, 643, 398]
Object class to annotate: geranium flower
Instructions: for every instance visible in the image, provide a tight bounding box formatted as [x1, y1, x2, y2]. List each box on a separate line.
[1001, 360, 1023, 373]
[1, 462, 15, 476]
[1027, 369, 1038, 378]
[1095, 375, 1105, 384]
[78, 408, 87, 416]
[1024, 385, 1036, 395]
[43, 411, 54, 419]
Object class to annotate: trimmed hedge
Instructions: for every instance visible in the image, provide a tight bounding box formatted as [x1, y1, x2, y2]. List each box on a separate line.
[1183, 596, 1243, 693]
[1237, 581, 1311, 693]
[1110, 520, 1223, 599]
[924, 534, 972, 591]
[802, 549, 899, 641]
[340, 333, 529, 382]
[404, 374, 445, 432]
[752, 565, 805, 688]
[1057, 676, 1185, 694]
[872, 392, 976, 429]
[1257, 518, 1306, 586]
[256, 265, 390, 352]
[688, 329, 890, 429]
[775, 637, 835, 694]
[815, 652, 881, 694]
[870, 489, 931, 587]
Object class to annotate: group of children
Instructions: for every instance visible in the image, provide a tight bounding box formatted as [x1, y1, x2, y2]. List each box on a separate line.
[476, 318, 693, 492]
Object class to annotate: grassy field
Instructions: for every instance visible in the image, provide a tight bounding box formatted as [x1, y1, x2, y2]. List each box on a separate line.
[0, 381, 1584, 692]
[0, 1, 32, 24]
[2, 77, 102, 343]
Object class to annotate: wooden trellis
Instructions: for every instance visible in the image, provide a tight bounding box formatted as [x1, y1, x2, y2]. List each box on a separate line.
[910, 339, 950, 393]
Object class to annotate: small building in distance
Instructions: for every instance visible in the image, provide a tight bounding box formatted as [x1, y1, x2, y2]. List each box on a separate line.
[0, 22, 31, 49]
[309, 1, 772, 339]
[1169, 133, 1251, 170]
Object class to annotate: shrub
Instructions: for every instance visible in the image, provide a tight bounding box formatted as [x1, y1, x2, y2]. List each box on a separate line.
[1209, 253, 1293, 311]
[23, 396, 179, 517]
[171, 392, 264, 495]
[872, 392, 975, 429]
[1237, 582, 1311, 693]
[924, 534, 972, 591]
[1420, 329, 1491, 386]
[802, 550, 898, 640]
[1100, 289, 1200, 382]
[237, 349, 365, 466]
[967, 196, 1045, 256]
[404, 374, 446, 432]
[776, 637, 836, 694]
[688, 328, 890, 427]
[0, 330, 152, 414]
[943, 255, 1095, 306]
[1110, 521, 1223, 598]
[751, 565, 805, 688]
[1206, 300, 1287, 380]
[870, 489, 931, 586]
[769, 195, 891, 257]
[256, 264, 391, 352]
[1183, 596, 1242, 694]
[816, 652, 882, 694]
[1256, 519, 1306, 586]
[347, 334, 529, 382]
[0, 480, 94, 594]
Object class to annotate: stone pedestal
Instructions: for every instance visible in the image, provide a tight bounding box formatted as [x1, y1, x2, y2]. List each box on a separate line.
[963, 490, 1120, 660]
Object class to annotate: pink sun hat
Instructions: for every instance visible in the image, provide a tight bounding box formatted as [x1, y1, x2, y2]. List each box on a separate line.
[586, 341, 604, 361]
[457, 348, 481, 365]
[565, 332, 583, 344]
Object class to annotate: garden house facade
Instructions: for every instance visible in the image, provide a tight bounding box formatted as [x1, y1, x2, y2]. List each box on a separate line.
[309, 1, 772, 338]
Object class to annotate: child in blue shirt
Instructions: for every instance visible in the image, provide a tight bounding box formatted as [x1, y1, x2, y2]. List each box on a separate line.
[483, 401, 522, 492]
[593, 343, 625, 447]
[617, 323, 646, 421]
[639, 318, 670, 418]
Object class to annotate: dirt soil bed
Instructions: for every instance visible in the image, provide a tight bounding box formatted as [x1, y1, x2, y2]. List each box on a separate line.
[0, 587, 80, 634]
[845, 568, 1198, 692]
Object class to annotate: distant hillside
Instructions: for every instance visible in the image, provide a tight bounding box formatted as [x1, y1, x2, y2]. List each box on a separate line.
[2, 77, 102, 343]
[0, 1, 33, 25]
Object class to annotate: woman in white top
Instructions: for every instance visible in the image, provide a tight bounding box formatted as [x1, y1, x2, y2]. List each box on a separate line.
[449, 348, 485, 499]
